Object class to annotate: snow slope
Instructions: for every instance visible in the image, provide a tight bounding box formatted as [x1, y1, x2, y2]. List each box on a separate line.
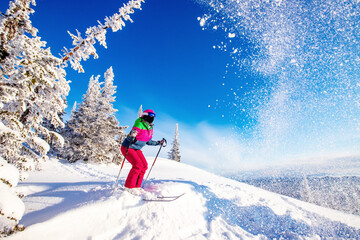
[7, 158, 360, 239]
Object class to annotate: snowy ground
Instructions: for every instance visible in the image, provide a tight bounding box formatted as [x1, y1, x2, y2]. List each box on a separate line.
[7, 158, 360, 239]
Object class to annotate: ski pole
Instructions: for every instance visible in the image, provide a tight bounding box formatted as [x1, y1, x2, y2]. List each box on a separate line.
[142, 138, 167, 188]
[112, 140, 132, 195]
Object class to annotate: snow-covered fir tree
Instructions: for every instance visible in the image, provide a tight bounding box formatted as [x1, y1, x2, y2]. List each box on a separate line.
[300, 174, 313, 203]
[168, 123, 181, 162]
[0, 0, 69, 174]
[137, 104, 143, 118]
[70, 101, 77, 116]
[40, 111, 66, 158]
[96, 67, 127, 163]
[61, 75, 101, 162]
[62, 67, 127, 163]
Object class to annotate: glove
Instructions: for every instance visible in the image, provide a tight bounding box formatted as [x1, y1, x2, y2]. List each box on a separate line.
[129, 129, 137, 138]
[158, 138, 167, 146]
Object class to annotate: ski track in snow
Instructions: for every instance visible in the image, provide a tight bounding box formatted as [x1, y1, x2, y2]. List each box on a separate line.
[8, 158, 360, 240]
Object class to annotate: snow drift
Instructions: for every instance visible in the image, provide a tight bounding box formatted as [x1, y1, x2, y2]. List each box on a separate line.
[6, 157, 360, 239]
[0, 157, 24, 235]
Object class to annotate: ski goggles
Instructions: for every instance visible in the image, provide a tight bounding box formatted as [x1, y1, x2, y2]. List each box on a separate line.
[143, 112, 156, 118]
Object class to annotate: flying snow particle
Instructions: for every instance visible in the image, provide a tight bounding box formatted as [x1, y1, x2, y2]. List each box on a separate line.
[228, 33, 236, 38]
[198, 15, 210, 27]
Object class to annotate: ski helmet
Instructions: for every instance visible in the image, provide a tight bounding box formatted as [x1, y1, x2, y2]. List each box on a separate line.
[142, 109, 156, 118]
[142, 109, 156, 123]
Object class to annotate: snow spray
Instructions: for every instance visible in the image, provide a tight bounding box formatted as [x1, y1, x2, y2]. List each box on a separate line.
[196, 0, 360, 166]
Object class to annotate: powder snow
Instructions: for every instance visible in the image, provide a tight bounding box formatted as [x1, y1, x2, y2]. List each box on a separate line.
[7, 158, 360, 239]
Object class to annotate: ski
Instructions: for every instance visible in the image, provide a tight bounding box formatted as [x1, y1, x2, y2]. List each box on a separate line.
[114, 185, 185, 202]
[143, 193, 185, 202]
[157, 193, 186, 199]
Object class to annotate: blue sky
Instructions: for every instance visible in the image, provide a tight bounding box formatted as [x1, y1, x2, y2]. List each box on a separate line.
[2, 0, 360, 174]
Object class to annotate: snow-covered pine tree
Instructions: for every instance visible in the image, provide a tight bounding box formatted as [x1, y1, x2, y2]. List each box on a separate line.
[137, 104, 143, 118]
[56, 103, 76, 161]
[300, 174, 313, 203]
[95, 67, 127, 163]
[40, 111, 66, 157]
[168, 123, 181, 162]
[62, 75, 101, 162]
[0, 0, 69, 175]
[62, 68, 127, 163]
[70, 101, 77, 117]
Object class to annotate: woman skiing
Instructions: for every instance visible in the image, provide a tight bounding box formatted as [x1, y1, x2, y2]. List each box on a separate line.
[121, 109, 166, 195]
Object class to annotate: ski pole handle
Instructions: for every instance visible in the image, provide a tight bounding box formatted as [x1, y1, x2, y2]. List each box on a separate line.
[160, 138, 167, 147]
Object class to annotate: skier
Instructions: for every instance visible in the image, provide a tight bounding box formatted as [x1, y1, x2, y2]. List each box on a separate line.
[121, 109, 166, 195]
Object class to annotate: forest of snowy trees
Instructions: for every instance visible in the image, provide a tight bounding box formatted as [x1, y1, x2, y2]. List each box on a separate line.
[0, 0, 144, 235]
[240, 175, 360, 216]
[61, 67, 128, 164]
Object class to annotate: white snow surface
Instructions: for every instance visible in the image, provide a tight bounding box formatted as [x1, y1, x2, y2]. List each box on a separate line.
[0, 158, 19, 187]
[0, 158, 25, 232]
[8, 158, 360, 240]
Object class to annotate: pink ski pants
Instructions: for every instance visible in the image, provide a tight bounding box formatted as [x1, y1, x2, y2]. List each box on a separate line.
[121, 145, 148, 188]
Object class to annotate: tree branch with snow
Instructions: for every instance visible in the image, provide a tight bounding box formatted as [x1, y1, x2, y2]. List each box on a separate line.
[61, 0, 145, 73]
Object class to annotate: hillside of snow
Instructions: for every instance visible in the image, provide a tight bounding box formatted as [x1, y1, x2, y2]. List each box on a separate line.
[7, 158, 360, 239]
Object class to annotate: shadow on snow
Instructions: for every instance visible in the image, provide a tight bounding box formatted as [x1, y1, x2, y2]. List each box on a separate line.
[19, 181, 117, 226]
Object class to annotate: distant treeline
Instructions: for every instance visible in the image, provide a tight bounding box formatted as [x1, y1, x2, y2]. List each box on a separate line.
[234, 176, 360, 216]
